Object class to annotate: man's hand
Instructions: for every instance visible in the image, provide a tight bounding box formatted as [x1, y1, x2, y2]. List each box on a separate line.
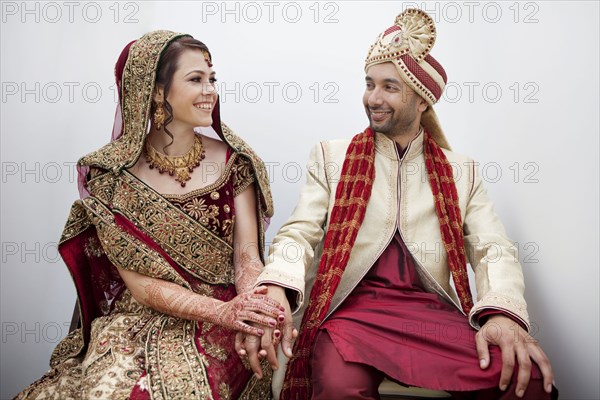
[235, 284, 298, 378]
[262, 285, 297, 360]
[235, 329, 274, 379]
[476, 314, 554, 398]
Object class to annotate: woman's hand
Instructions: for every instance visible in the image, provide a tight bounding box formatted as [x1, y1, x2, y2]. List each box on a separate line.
[115, 268, 285, 336]
[206, 286, 286, 336]
[235, 284, 298, 378]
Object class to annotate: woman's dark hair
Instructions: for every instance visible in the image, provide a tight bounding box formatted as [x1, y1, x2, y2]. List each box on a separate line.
[151, 36, 212, 149]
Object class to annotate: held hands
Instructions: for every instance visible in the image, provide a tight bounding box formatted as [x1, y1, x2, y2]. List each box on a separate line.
[235, 284, 298, 378]
[207, 286, 286, 336]
[476, 314, 554, 398]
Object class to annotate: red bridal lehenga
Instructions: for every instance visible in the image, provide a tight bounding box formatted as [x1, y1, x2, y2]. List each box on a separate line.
[15, 30, 274, 400]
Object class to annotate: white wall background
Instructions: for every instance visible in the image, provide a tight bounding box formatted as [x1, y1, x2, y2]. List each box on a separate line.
[1, 1, 598, 399]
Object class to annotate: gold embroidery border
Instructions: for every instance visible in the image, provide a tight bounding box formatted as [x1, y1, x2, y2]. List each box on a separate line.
[238, 358, 273, 399]
[82, 197, 191, 288]
[232, 156, 255, 197]
[59, 201, 92, 244]
[82, 170, 234, 285]
[121, 171, 233, 250]
[115, 171, 235, 285]
[146, 318, 214, 400]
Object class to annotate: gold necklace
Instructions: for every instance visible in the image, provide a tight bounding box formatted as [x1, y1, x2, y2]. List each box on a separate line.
[144, 135, 205, 187]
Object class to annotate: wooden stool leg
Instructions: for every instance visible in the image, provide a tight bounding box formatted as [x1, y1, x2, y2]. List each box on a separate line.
[69, 301, 80, 332]
[379, 378, 451, 399]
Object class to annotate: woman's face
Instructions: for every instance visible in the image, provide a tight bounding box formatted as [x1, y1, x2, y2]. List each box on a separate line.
[160, 49, 217, 131]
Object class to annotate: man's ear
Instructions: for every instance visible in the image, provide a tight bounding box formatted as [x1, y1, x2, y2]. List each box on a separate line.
[153, 85, 165, 103]
[417, 97, 428, 113]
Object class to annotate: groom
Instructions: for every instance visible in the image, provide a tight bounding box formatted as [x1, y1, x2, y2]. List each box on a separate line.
[243, 8, 557, 400]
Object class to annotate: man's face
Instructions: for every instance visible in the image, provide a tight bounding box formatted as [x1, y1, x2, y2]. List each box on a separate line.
[363, 62, 426, 136]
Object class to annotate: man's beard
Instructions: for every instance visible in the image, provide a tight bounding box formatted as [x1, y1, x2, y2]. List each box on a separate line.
[367, 108, 417, 136]
[367, 110, 403, 135]
[368, 115, 396, 135]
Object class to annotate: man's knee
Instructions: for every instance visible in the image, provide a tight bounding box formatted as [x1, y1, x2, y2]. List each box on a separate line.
[311, 330, 382, 399]
[312, 365, 381, 400]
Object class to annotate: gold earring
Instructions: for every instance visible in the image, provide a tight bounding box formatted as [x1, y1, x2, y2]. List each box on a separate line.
[153, 101, 166, 130]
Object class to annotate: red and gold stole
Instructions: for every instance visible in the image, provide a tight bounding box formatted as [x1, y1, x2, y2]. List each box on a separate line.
[423, 133, 474, 313]
[280, 129, 473, 399]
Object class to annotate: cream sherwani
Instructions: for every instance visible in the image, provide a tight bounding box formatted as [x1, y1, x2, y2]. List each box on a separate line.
[257, 129, 529, 396]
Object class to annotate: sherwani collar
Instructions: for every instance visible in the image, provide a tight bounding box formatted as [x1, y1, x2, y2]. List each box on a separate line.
[374, 127, 425, 161]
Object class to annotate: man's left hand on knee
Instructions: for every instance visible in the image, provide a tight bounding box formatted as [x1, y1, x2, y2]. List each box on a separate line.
[475, 314, 555, 398]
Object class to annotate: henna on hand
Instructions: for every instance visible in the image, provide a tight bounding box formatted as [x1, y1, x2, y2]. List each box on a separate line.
[234, 250, 264, 295]
[136, 276, 284, 335]
[205, 289, 282, 336]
